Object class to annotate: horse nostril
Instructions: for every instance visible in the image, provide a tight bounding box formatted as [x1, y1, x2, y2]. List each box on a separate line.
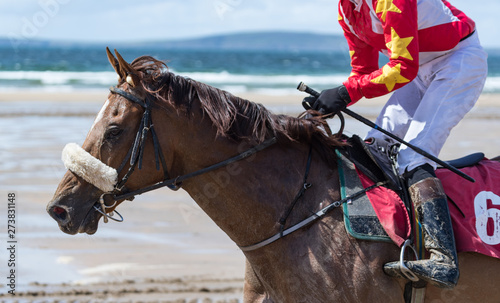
[52, 206, 68, 222]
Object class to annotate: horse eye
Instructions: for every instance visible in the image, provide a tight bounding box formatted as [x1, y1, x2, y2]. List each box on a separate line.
[105, 126, 123, 140]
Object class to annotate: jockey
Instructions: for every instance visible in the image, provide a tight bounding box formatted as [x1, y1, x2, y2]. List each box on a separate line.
[305, 0, 488, 288]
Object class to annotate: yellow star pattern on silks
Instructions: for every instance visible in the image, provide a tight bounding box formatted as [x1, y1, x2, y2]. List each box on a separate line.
[375, 0, 402, 21]
[370, 63, 410, 92]
[385, 27, 414, 61]
[349, 50, 355, 67]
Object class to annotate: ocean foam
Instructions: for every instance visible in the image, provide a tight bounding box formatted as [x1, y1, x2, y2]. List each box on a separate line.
[0, 70, 499, 94]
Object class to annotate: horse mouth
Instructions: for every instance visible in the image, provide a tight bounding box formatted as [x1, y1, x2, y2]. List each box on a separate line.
[76, 205, 102, 235]
[48, 200, 102, 235]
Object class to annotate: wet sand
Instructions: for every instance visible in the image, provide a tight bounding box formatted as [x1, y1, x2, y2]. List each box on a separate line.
[0, 90, 499, 302]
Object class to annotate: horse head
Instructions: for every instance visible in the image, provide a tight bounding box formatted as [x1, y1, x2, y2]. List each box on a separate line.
[46, 49, 169, 235]
[46, 47, 342, 238]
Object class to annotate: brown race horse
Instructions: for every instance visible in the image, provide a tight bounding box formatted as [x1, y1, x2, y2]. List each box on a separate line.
[47, 50, 500, 302]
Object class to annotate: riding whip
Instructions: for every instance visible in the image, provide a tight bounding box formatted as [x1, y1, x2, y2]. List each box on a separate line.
[297, 82, 475, 183]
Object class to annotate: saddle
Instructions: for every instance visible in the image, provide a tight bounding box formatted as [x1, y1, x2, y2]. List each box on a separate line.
[337, 135, 488, 247]
[338, 136, 408, 246]
[339, 135, 485, 193]
[338, 134, 500, 260]
[338, 135, 402, 192]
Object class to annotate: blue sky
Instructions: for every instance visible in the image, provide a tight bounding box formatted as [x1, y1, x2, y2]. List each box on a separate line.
[2, 0, 499, 48]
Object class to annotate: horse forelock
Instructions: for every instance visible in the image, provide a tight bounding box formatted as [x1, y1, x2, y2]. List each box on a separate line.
[129, 56, 344, 164]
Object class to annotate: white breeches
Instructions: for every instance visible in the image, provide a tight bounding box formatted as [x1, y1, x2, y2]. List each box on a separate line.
[366, 31, 488, 175]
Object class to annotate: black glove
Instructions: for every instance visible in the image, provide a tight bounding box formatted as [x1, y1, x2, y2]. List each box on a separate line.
[305, 85, 351, 115]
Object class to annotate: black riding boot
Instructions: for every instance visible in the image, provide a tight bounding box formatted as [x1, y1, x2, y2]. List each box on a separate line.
[383, 165, 459, 288]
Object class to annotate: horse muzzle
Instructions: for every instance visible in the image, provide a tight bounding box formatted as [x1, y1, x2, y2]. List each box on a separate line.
[47, 143, 123, 234]
[46, 193, 101, 235]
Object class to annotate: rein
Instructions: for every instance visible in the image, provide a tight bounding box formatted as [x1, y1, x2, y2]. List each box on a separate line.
[112, 136, 278, 202]
[94, 85, 387, 252]
[95, 86, 277, 222]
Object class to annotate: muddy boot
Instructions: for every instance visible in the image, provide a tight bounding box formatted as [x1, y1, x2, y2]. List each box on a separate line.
[384, 165, 459, 288]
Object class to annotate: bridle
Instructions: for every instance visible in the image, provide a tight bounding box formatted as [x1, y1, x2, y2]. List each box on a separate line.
[94, 85, 277, 223]
[93, 85, 386, 251]
[93, 85, 172, 223]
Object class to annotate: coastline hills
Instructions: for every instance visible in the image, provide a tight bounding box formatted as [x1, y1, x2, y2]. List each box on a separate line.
[0, 31, 348, 52]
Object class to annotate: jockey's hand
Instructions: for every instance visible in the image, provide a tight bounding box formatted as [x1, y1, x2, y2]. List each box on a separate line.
[308, 85, 351, 115]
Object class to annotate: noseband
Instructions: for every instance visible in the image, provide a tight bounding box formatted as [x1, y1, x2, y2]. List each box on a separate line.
[89, 86, 277, 223]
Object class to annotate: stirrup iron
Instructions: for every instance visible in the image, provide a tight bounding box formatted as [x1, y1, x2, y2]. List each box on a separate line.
[399, 239, 420, 282]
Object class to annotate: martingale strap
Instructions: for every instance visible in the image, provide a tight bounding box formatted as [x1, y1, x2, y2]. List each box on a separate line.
[239, 179, 388, 252]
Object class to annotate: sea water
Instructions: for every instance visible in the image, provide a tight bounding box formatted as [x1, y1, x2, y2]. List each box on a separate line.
[1, 46, 500, 94]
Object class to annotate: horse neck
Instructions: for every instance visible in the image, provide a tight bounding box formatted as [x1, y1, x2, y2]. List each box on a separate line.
[150, 100, 405, 301]
[185, 139, 323, 246]
[155, 104, 341, 247]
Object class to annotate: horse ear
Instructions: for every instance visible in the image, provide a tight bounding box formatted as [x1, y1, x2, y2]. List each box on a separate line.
[106, 47, 124, 81]
[114, 49, 140, 88]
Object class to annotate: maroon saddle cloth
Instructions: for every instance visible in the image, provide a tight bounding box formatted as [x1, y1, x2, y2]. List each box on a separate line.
[353, 157, 500, 259]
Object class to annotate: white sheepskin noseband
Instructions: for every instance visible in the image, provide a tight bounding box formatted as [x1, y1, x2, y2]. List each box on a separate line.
[62, 143, 118, 192]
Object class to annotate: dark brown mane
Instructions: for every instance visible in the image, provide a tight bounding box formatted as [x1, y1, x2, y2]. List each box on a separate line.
[130, 56, 344, 162]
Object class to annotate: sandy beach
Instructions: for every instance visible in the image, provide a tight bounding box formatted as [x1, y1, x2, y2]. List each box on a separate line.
[0, 89, 499, 302]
